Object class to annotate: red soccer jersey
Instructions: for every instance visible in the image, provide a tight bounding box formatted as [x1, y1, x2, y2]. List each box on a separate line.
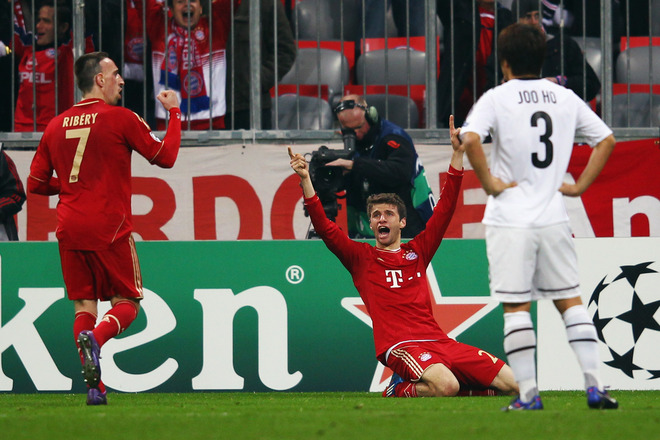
[29, 98, 181, 250]
[305, 166, 464, 362]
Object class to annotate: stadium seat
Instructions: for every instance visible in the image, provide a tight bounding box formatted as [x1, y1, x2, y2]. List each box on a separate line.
[611, 92, 660, 127]
[615, 46, 660, 84]
[292, 0, 361, 41]
[366, 94, 420, 129]
[280, 47, 350, 106]
[271, 95, 334, 130]
[355, 47, 426, 85]
[297, 40, 356, 82]
[575, 36, 603, 82]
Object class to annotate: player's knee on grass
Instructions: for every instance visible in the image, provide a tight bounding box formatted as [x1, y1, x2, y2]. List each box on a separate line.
[420, 364, 460, 397]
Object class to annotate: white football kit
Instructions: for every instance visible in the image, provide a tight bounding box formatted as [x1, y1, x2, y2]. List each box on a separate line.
[461, 78, 612, 302]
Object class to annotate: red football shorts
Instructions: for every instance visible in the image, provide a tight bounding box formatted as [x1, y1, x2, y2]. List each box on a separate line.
[386, 339, 505, 389]
[59, 235, 144, 301]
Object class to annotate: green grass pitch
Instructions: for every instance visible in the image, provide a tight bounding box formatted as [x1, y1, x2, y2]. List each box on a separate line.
[1, 391, 658, 439]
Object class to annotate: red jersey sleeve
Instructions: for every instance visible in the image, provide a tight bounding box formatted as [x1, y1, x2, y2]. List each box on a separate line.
[28, 124, 61, 195]
[304, 194, 363, 271]
[409, 165, 463, 262]
[124, 107, 181, 168]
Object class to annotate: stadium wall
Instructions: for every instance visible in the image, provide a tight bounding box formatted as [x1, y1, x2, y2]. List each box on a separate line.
[9, 138, 660, 241]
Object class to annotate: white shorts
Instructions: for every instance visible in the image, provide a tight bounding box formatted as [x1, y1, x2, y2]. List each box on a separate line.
[485, 222, 581, 303]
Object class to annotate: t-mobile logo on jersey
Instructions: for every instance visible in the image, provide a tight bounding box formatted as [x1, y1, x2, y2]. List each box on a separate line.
[384, 270, 404, 288]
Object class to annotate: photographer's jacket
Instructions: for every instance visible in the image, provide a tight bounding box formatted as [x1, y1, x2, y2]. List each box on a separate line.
[347, 119, 424, 238]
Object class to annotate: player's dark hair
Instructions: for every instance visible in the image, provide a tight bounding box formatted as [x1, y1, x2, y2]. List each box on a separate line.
[367, 193, 407, 220]
[74, 51, 110, 94]
[497, 23, 546, 77]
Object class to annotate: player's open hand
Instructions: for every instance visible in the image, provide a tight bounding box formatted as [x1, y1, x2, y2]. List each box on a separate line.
[558, 182, 581, 197]
[157, 90, 180, 111]
[288, 146, 309, 179]
[449, 115, 464, 153]
[488, 176, 517, 196]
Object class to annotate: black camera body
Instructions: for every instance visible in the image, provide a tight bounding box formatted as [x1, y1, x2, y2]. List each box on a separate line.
[307, 131, 356, 221]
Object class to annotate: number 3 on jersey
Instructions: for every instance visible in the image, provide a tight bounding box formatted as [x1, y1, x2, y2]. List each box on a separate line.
[531, 111, 553, 169]
[66, 128, 91, 183]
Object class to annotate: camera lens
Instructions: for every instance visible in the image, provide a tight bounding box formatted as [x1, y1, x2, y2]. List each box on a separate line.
[342, 130, 356, 152]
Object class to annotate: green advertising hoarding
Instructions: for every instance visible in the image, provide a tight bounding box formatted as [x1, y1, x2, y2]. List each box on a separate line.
[0, 240, 504, 394]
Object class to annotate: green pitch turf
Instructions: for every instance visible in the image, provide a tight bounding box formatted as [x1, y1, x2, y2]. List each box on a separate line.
[0, 391, 658, 440]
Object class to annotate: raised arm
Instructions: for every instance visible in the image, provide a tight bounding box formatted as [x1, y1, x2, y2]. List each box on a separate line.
[449, 114, 465, 170]
[288, 146, 315, 198]
[147, 91, 181, 168]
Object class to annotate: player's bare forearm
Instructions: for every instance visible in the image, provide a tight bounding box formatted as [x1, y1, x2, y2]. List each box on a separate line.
[560, 134, 615, 197]
[464, 132, 516, 196]
[463, 133, 492, 192]
[449, 150, 464, 171]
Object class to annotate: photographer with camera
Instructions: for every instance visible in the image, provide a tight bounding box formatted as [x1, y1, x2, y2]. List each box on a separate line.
[322, 94, 433, 238]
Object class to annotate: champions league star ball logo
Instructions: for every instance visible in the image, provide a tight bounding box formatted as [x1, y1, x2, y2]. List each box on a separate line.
[588, 262, 660, 380]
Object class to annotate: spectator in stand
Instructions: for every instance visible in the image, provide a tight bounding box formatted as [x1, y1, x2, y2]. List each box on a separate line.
[360, 0, 426, 39]
[146, 0, 238, 130]
[3, 1, 93, 132]
[497, 0, 601, 102]
[225, 0, 296, 130]
[436, 0, 514, 128]
[0, 1, 17, 132]
[539, 0, 626, 73]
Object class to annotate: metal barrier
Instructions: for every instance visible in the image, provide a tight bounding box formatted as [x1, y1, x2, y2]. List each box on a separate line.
[0, 0, 658, 149]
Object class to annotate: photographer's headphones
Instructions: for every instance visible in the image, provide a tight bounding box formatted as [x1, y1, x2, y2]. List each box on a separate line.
[334, 99, 379, 126]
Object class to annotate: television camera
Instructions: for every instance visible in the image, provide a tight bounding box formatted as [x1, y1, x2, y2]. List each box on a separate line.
[307, 129, 356, 223]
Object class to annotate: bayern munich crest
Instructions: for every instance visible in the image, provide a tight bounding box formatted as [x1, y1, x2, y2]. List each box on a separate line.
[404, 251, 418, 261]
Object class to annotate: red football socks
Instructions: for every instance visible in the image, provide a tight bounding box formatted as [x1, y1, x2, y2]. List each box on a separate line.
[73, 310, 106, 393]
[92, 300, 139, 347]
[73, 311, 97, 350]
[395, 381, 419, 397]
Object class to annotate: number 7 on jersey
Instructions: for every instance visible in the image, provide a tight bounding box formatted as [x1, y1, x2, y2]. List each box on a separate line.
[66, 128, 91, 183]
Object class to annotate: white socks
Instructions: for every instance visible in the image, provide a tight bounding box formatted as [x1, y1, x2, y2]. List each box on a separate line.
[504, 311, 538, 402]
[562, 305, 603, 390]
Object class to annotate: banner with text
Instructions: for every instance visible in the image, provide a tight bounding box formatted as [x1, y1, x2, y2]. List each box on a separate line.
[1, 238, 658, 393]
[10, 138, 660, 242]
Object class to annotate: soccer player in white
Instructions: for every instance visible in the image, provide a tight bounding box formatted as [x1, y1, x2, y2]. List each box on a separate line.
[460, 23, 618, 410]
